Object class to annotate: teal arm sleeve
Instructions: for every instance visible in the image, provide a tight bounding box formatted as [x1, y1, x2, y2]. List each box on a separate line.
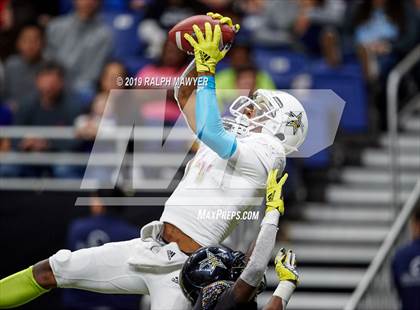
[195, 76, 237, 159]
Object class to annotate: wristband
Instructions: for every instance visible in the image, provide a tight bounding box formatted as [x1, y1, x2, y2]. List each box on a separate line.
[261, 210, 280, 226]
[197, 76, 215, 91]
[273, 281, 296, 305]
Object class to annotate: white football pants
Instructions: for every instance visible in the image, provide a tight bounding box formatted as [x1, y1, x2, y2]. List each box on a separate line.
[49, 221, 191, 310]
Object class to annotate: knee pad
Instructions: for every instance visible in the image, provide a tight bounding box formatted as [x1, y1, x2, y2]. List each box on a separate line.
[52, 249, 72, 265]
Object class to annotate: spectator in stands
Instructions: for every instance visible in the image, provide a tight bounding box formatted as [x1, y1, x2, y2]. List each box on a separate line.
[5, 0, 60, 28]
[4, 23, 45, 112]
[215, 42, 275, 109]
[293, 0, 346, 66]
[98, 61, 128, 96]
[0, 0, 54, 61]
[139, 0, 211, 58]
[74, 92, 116, 182]
[237, 0, 295, 47]
[75, 93, 110, 142]
[351, 0, 418, 81]
[135, 40, 188, 178]
[0, 0, 14, 60]
[75, 61, 127, 142]
[392, 203, 420, 310]
[16, 61, 80, 131]
[46, 0, 112, 100]
[218, 64, 258, 113]
[239, 0, 345, 66]
[5, 61, 82, 178]
[74, 61, 129, 184]
[235, 64, 257, 94]
[63, 188, 140, 310]
[136, 40, 187, 126]
[0, 0, 11, 29]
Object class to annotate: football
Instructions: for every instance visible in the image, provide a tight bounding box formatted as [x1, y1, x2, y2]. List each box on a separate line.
[168, 15, 236, 54]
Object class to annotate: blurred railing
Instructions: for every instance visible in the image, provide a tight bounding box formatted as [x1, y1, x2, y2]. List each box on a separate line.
[0, 126, 193, 140]
[0, 152, 189, 166]
[387, 44, 420, 210]
[0, 126, 194, 191]
[344, 178, 420, 310]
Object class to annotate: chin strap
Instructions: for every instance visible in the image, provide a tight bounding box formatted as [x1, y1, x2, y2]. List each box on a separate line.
[282, 144, 298, 155]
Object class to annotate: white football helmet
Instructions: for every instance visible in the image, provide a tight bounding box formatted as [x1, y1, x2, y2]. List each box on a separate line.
[227, 89, 308, 154]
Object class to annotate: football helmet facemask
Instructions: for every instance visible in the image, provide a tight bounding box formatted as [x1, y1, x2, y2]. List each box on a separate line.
[228, 89, 308, 155]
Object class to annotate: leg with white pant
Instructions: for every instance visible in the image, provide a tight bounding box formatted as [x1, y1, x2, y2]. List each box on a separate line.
[147, 268, 192, 310]
[0, 239, 148, 309]
[49, 239, 149, 294]
[0, 222, 192, 309]
[49, 236, 192, 310]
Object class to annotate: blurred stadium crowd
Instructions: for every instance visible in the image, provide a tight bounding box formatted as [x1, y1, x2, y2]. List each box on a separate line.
[0, 1, 420, 310]
[0, 0, 419, 179]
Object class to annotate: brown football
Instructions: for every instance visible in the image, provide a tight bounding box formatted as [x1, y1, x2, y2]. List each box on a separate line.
[168, 15, 236, 54]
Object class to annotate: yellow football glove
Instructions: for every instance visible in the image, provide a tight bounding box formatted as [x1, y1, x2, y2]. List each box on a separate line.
[184, 23, 227, 74]
[265, 169, 288, 216]
[274, 248, 299, 284]
[206, 12, 240, 33]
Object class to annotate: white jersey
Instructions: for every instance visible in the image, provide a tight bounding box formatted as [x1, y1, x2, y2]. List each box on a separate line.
[160, 132, 285, 246]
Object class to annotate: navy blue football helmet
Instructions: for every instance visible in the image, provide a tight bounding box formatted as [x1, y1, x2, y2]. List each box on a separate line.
[179, 246, 246, 304]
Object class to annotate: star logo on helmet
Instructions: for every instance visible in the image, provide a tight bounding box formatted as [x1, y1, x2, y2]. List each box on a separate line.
[198, 250, 227, 273]
[286, 111, 304, 135]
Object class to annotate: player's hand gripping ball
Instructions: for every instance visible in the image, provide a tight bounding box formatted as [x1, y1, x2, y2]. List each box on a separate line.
[265, 169, 288, 216]
[168, 13, 239, 55]
[183, 22, 229, 74]
[275, 248, 299, 284]
[206, 12, 240, 33]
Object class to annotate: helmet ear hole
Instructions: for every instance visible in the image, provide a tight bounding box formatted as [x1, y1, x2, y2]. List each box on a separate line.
[275, 133, 285, 141]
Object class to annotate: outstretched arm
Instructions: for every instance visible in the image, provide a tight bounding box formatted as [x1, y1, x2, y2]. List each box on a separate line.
[176, 60, 237, 159]
[230, 170, 289, 302]
[175, 13, 239, 132]
[231, 211, 280, 301]
[176, 14, 240, 159]
[194, 74, 237, 159]
[182, 22, 238, 159]
[230, 170, 299, 309]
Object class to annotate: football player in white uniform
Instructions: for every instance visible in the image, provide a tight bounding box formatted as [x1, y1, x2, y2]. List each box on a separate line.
[0, 14, 307, 310]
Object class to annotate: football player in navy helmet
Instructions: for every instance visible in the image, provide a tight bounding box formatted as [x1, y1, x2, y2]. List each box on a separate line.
[180, 170, 299, 310]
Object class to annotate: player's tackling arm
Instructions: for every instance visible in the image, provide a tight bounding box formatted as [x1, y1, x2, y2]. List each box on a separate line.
[229, 171, 290, 301]
[264, 248, 299, 310]
[263, 296, 284, 310]
[230, 170, 299, 309]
